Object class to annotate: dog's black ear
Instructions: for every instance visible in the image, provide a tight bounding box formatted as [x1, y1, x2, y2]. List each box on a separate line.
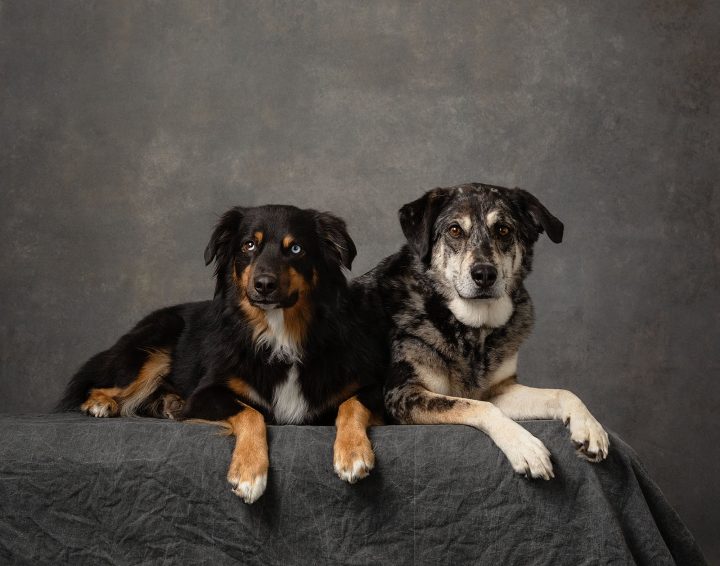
[399, 188, 453, 263]
[204, 207, 246, 267]
[314, 211, 357, 270]
[512, 188, 564, 243]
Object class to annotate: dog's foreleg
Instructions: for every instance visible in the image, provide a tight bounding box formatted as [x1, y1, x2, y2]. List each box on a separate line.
[333, 395, 379, 484]
[225, 406, 269, 504]
[385, 381, 554, 479]
[487, 381, 609, 462]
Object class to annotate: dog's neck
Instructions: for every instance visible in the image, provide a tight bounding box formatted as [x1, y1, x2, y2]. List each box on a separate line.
[237, 296, 312, 364]
[446, 294, 514, 328]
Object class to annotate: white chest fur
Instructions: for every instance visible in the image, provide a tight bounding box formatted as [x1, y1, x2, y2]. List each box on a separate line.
[447, 295, 513, 328]
[272, 364, 310, 424]
[257, 309, 302, 363]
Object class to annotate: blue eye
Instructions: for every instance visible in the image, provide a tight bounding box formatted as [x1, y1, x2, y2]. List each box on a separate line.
[290, 243, 302, 255]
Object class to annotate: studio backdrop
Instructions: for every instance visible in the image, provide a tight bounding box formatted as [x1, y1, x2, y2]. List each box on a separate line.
[1, 2, 718, 562]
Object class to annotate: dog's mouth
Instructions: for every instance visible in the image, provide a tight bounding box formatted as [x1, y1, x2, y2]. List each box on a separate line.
[459, 293, 497, 300]
[455, 287, 501, 301]
[247, 292, 299, 310]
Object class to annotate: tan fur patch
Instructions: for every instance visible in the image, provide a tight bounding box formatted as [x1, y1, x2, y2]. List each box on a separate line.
[226, 406, 269, 486]
[282, 266, 313, 345]
[80, 387, 122, 416]
[117, 349, 172, 416]
[282, 234, 294, 249]
[227, 377, 253, 398]
[236, 264, 269, 340]
[227, 376, 268, 409]
[333, 396, 378, 483]
[80, 350, 172, 418]
[411, 400, 477, 424]
[254, 231, 264, 244]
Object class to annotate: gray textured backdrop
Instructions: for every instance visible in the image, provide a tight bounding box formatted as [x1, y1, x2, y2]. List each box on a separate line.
[1, 1, 718, 562]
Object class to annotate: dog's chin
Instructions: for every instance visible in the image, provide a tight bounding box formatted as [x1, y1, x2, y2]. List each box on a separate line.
[250, 301, 281, 311]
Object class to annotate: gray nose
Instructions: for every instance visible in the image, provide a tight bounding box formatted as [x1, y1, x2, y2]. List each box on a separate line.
[253, 274, 278, 296]
[470, 263, 497, 288]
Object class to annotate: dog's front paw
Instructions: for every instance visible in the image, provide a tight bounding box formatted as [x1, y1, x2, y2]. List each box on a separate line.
[492, 421, 554, 480]
[227, 461, 268, 504]
[566, 410, 609, 462]
[333, 433, 375, 484]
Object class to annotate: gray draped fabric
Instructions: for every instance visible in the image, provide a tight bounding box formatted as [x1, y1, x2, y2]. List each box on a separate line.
[0, 415, 706, 565]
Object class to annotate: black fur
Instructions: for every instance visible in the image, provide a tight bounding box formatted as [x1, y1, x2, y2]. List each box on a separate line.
[59, 205, 385, 425]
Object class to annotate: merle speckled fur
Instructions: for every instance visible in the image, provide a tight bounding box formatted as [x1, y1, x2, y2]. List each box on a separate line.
[352, 183, 562, 421]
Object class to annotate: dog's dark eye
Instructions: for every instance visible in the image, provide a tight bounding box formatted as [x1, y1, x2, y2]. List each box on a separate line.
[241, 240, 256, 253]
[290, 243, 303, 255]
[448, 225, 464, 239]
[496, 225, 511, 237]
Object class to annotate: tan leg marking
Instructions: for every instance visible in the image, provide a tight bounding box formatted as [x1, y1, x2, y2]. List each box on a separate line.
[283, 267, 313, 345]
[79, 350, 172, 418]
[116, 350, 172, 417]
[333, 396, 379, 484]
[225, 406, 269, 504]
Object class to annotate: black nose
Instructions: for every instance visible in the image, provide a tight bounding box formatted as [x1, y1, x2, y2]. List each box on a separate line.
[470, 263, 497, 288]
[253, 274, 278, 296]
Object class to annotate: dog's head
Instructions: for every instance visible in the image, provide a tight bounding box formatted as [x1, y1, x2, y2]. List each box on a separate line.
[399, 183, 562, 306]
[204, 205, 356, 314]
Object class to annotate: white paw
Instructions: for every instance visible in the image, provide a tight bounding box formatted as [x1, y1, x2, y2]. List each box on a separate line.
[89, 404, 110, 417]
[228, 472, 267, 504]
[492, 421, 554, 480]
[334, 455, 374, 484]
[82, 400, 116, 418]
[333, 435, 375, 484]
[566, 411, 610, 462]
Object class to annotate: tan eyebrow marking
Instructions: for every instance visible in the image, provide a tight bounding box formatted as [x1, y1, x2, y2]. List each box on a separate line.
[456, 216, 471, 231]
[485, 210, 500, 227]
[254, 231, 264, 243]
[282, 235, 294, 248]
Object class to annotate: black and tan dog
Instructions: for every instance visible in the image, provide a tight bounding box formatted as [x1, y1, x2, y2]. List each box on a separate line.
[60, 205, 384, 503]
[354, 183, 609, 479]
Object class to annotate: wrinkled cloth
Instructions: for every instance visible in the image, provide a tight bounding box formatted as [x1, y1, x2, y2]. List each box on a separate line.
[0, 414, 706, 565]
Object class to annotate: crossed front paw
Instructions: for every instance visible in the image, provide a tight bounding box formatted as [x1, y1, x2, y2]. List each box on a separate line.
[493, 421, 555, 480]
[566, 411, 610, 462]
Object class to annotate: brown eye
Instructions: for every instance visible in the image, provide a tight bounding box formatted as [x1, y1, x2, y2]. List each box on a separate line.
[448, 225, 463, 238]
[241, 240, 256, 253]
[496, 225, 511, 237]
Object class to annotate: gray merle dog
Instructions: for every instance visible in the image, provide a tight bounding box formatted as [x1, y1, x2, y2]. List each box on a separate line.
[353, 183, 609, 480]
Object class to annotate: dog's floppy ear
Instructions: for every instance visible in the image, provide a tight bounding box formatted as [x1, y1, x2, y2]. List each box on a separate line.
[512, 188, 564, 243]
[204, 207, 246, 267]
[399, 188, 453, 263]
[314, 211, 357, 271]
